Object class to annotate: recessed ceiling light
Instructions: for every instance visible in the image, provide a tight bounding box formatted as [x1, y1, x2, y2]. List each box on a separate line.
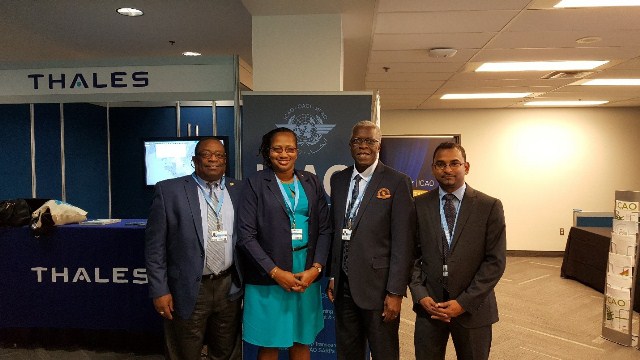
[441, 93, 532, 99]
[555, 0, 640, 8]
[182, 51, 202, 57]
[524, 100, 608, 106]
[581, 79, 640, 85]
[476, 61, 608, 72]
[116, 7, 144, 17]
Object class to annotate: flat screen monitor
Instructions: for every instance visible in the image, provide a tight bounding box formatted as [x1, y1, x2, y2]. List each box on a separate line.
[143, 136, 229, 186]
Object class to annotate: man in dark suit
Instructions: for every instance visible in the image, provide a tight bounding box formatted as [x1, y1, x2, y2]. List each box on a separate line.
[327, 120, 416, 360]
[145, 137, 243, 360]
[410, 142, 506, 360]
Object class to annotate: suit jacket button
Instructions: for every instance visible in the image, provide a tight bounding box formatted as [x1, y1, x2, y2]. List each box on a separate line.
[196, 276, 201, 281]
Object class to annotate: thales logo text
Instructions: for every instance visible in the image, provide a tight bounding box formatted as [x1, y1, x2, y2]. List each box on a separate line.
[31, 266, 148, 284]
[27, 71, 149, 90]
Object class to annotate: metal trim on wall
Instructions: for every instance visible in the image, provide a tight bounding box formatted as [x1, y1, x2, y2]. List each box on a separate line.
[212, 101, 217, 136]
[176, 101, 181, 137]
[60, 103, 66, 201]
[30, 104, 36, 197]
[107, 102, 112, 218]
[233, 55, 242, 180]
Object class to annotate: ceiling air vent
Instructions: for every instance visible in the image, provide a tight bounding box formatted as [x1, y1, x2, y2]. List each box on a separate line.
[541, 71, 595, 79]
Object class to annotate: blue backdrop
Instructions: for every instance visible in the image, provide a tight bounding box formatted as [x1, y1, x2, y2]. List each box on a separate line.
[379, 135, 459, 193]
[241, 93, 373, 359]
[0, 103, 236, 219]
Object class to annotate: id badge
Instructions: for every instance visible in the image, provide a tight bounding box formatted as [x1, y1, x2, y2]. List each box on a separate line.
[342, 228, 352, 241]
[212, 230, 228, 242]
[291, 228, 303, 240]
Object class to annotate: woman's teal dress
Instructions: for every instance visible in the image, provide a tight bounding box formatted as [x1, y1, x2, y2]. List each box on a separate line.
[243, 183, 324, 347]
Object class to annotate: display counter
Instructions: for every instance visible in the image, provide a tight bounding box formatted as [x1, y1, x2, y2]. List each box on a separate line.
[561, 226, 640, 312]
[0, 220, 161, 332]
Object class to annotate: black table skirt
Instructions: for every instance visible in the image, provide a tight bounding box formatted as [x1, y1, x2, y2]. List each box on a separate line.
[561, 226, 640, 312]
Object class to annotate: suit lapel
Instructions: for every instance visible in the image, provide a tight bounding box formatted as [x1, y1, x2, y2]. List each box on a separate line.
[297, 171, 314, 215]
[225, 177, 240, 205]
[450, 186, 476, 251]
[425, 190, 444, 257]
[224, 177, 240, 246]
[265, 169, 289, 215]
[351, 162, 384, 230]
[184, 176, 205, 251]
[333, 167, 352, 228]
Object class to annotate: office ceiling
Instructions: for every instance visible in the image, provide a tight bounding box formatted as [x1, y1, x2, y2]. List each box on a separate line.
[2, 0, 640, 109]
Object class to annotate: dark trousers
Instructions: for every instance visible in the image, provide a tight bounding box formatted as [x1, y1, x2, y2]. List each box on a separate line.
[414, 311, 492, 360]
[164, 273, 242, 360]
[334, 275, 400, 360]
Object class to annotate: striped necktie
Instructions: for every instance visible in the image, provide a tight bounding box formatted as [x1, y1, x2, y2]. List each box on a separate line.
[206, 182, 225, 274]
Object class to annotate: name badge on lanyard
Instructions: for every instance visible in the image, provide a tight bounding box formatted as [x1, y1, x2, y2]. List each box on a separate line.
[342, 176, 367, 242]
[212, 230, 228, 243]
[292, 228, 303, 241]
[276, 175, 303, 241]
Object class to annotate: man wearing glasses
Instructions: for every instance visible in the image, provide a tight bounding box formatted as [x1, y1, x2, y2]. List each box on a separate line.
[410, 142, 506, 360]
[326, 120, 416, 360]
[145, 137, 243, 359]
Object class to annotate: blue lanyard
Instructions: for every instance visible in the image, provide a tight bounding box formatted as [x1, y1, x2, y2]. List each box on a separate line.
[192, 173, 225, 219]
[346, 177, 368, 228]
[439, 196, 458, 244]
[276, 175, 299, 229]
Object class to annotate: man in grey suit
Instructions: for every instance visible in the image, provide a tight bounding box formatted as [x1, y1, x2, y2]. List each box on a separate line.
[327, 120, 416, 360]
[145, 137, 242, 360]
[410, 142, 506, 360]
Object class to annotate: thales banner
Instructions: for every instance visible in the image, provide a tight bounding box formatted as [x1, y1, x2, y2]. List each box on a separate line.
[241, 92, 373, 197]
[241, 92, 373, 359]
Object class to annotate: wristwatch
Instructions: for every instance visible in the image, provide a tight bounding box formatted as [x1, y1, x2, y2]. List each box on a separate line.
[312, 264, 322, 273]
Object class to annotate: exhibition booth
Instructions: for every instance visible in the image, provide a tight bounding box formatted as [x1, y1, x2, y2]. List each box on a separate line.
[0, 57, 242, 351]
[0, 57, 383, 358]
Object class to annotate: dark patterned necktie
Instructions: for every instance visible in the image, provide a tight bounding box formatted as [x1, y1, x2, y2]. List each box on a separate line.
[443, 193, 456, 238]
[442, 193, 456, 293]
[342, 174, 362, 275]
[442, 193, 457, 258]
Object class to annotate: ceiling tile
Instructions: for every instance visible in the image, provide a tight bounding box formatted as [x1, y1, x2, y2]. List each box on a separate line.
[377, 0, 531, 12]
[369, 49, 477, 63]
[375, 11, 519, 34]
[508, 8, 640, 32]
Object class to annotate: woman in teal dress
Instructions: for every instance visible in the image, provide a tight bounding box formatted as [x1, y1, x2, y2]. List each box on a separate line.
[238, 127, 332, 360]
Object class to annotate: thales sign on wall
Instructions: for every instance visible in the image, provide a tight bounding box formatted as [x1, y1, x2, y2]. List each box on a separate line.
[27, 71, 149, 90]
[0, 62, 235, 98]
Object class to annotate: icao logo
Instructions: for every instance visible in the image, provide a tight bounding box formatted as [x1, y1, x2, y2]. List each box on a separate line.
[277, 104, 335, 154]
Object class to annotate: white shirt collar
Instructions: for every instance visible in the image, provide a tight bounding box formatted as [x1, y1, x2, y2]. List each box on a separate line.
[438, 183, 466, 201]
[351, 158, 378, 182]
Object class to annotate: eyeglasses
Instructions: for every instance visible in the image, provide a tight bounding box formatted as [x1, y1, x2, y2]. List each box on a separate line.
[270, 147, 298, 154]
[197, 151, 226, 160]
[433, 161, 465, 170]
[349, 138, 379, 146]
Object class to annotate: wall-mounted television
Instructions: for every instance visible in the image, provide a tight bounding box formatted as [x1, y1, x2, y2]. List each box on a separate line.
[143, 136, 229, 186]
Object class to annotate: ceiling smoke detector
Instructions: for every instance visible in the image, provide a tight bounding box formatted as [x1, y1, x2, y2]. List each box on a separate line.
[428, 48, 457, 58]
